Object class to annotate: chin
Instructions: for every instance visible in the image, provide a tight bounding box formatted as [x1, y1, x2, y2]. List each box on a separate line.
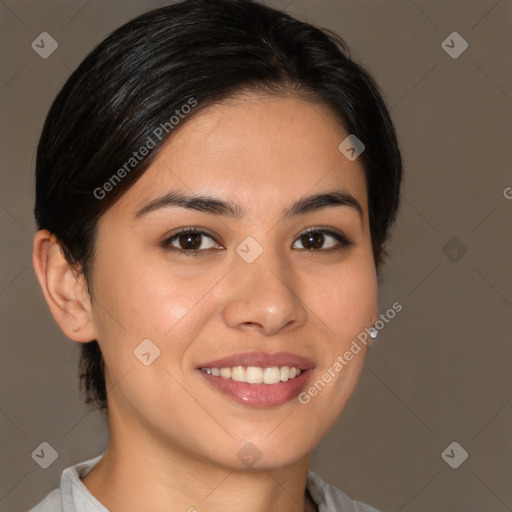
[214, 426, 317, 471]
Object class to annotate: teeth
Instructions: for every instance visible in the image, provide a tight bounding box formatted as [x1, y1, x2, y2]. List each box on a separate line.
[246, 366, 263, 384]
[220, 367, 231, 379]
[231, 366, 246, 382]
[263, 367, 281, 384]
[201, 365, 303, 384]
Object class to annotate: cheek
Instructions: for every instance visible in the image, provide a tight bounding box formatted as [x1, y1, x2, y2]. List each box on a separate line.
[301, 255, 376, 415]
[308, 257, 377, 340]
[90, 250, 227, 360]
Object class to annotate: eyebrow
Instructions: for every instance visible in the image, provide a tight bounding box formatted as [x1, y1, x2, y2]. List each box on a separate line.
[134, 189, 364, 223]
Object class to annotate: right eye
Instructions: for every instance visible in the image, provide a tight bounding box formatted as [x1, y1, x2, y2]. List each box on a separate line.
[161, 228, 223, 256]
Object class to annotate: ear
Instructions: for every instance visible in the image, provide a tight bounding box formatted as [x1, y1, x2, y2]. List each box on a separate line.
[370, 309, 379, 327]
[368, 307, 379, 346]
[32, 229, 96, 343]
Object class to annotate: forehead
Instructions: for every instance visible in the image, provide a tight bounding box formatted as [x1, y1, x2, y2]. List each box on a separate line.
[110, 92, 368, 222]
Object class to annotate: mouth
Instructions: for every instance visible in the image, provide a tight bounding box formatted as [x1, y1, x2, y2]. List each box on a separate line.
[196, 352, 315, 408]
[200, 365, 304, 383]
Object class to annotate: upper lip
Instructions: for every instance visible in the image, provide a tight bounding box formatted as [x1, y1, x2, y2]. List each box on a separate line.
[197, 351, 315, 370]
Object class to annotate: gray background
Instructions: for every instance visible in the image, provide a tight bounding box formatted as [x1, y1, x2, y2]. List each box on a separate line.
[1, 0, 511, 511]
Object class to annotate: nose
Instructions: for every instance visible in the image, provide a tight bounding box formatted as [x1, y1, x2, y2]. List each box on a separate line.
[221, 246, 308, 337]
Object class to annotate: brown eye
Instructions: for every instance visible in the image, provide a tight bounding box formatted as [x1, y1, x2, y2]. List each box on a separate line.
[300, 231, 324, 250]
[161, 228, 220, 254]
[177, 232, 202, 250]
[292, 228, 352, 251]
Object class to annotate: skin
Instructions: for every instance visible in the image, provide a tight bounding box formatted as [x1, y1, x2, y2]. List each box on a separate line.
[33, 92, 379, 512]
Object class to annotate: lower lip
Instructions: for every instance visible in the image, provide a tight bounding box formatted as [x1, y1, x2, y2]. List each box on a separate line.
[198, 369, 313, 408]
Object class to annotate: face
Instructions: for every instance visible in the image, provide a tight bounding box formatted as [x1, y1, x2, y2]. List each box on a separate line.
[87, 92, 378, 470]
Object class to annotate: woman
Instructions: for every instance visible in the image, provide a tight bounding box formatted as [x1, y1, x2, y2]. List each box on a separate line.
[30, 0, 402, 510]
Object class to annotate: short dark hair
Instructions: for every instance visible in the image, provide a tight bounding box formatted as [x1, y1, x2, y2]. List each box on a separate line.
[34, 0, 403, 412]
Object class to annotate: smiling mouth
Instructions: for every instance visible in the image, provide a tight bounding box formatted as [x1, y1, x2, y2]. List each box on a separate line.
[200, 365, 303, 385]
[196, 351, 315, 407]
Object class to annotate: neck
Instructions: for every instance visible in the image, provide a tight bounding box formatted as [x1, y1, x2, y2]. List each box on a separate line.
[81, 413, 314, 512]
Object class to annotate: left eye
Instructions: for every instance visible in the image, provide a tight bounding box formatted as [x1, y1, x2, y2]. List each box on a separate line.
[291, 229, 351, 251]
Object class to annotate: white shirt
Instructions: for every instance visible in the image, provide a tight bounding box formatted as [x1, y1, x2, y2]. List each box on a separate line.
[28, 453, 381, 512]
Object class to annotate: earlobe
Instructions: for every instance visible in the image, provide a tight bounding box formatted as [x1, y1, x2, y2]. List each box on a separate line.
[368, 308, 379, 345]
[32, 229, 96, 343]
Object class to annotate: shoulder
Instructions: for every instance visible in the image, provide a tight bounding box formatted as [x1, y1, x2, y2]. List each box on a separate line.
[27, 488, 63, 512]
[26, 453, 106, 512]
[307, 470, 381, 512]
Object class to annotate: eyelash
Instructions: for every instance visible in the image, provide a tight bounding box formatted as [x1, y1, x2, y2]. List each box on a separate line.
[160, 226, 353, 256]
